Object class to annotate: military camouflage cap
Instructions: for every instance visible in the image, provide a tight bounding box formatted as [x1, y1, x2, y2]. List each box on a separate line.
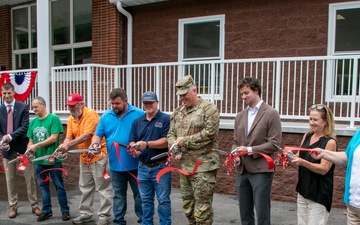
[176, 75, 195, 95]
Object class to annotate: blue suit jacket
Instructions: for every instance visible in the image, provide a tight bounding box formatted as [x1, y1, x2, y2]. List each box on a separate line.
[0, 100, 29, 159]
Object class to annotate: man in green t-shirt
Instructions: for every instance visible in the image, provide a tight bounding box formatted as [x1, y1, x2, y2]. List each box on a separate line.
[27, 96, 70, 222]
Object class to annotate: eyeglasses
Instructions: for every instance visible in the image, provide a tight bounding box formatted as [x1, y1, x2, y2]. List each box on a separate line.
[310, 104, 327, 111]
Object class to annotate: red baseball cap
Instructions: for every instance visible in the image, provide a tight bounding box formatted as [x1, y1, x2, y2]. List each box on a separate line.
[66, 93, 83, 106]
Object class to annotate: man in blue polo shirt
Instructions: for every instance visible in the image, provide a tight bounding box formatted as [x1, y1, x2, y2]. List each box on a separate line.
[92, 88, 144, 225]
[129, 91, 171, 225]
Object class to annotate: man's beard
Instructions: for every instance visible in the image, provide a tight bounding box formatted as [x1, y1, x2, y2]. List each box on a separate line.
[70, 109, 82, 118]
[114, 107, 124, 115]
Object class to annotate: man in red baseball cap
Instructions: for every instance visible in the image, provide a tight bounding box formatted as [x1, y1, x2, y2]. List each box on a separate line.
[59, 93, 112, 225]
[66, 93, 83, 106]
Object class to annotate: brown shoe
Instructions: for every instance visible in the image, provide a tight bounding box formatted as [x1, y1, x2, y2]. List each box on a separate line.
[8, 207, 17, 218]
[32, 207, 42, 216]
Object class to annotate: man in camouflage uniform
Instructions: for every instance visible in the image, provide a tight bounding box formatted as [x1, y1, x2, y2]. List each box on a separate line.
[167, 75, 220, 225]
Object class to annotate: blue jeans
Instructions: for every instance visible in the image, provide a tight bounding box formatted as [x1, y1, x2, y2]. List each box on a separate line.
[110, 170, 142, 225]
[35, 162, 69, 213]
[138, 163, 172, 225]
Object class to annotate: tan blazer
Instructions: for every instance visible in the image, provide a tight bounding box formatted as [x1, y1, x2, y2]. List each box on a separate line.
[232, 102, 282, 173]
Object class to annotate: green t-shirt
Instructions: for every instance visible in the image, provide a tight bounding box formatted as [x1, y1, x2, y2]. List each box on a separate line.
[27, 113, 64, 165]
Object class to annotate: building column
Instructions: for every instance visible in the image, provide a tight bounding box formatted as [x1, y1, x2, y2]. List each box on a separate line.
[36, 0, 51, 111]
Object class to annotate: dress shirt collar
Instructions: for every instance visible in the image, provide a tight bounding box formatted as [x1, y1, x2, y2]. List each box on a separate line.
[5, 100, 15, 108]
[247, 100, 263, 113]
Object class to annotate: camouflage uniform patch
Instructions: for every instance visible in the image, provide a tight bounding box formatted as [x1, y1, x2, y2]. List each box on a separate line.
[180, 170, 217, 225]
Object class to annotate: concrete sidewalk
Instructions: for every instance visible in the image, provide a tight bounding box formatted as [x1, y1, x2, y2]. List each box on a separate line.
[0, 183, 347, 225]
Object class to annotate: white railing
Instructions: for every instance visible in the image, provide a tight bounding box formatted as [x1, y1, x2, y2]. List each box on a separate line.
[1, 55, 359, 132]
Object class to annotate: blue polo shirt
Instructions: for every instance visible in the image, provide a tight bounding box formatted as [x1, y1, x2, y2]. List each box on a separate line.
[96, 103, 144, 172]
[129, 110, 170, 164]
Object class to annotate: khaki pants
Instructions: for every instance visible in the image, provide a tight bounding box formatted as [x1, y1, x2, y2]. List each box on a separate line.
[297, 193, 329, 225]
[347, 204, 360, 225]
[3, 157, 39, 209]
[78, 157, 113, 220]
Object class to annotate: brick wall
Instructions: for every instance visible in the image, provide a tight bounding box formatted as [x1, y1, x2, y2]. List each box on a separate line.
[126, 0, 351, 64]
[92, 0, 126, 65]
[0, 5, 12, 71]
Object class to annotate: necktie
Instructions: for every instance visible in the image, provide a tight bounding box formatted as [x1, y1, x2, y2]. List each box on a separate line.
[7, 105, 13, 134]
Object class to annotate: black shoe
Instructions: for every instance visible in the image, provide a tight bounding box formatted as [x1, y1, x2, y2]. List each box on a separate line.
[37, 211, 52, 222]
[62, 211, 70, 221]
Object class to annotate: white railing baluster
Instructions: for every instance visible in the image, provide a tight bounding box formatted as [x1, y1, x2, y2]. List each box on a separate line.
[350, 58, 359, 128]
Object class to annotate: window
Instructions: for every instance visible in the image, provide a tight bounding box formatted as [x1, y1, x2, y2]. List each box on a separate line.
[328, 2, 360, 98]
[11, 0, 92, 69]
[178, 15, 225, 99]
[12, 5, 37, 69]
[51, 0, 92, 66]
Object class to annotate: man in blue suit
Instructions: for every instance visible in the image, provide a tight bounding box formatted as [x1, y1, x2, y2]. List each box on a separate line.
[0, 83, 40, 218]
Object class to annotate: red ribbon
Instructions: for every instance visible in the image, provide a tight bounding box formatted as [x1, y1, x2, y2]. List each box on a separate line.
[17, 154, 31, 171]
[223, 151, 275, 175]
[38, 168, 68, 182]
[156, 159, 205, 183]
[111, 142, 139, 185]
[0, 153, 4, 172]
[103, 158, 110, 180]
[276, 146, 316, 170]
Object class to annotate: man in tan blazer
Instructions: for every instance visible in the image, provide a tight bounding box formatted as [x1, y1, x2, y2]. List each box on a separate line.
[232, 77, 282, 225]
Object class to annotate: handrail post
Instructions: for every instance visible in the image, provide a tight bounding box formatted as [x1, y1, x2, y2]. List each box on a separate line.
[87, 65, 92, 109]
[274, 60, 281, 112]
[210, 62, 216, 103]
[51, 67, 55, 114]
[155, 65, 161, 109]
[350, 57, 359, 128]
[114, 66, 119, 88]
[126, 67, 132, 103]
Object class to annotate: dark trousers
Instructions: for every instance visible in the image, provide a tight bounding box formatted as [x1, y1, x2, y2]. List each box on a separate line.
[235, 170, 273, 225]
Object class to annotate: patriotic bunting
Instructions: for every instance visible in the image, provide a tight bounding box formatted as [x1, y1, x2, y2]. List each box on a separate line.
[0, 71, 37, 102]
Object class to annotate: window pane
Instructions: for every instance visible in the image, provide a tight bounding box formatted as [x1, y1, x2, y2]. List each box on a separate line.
[31, 5, 37, 48]
[335, 8, 360, 52]
[184, 64, 220, 95]
[73, 0, 92, 42]
[74, 47, 92, 64]
[52, 0, 70, 45]
[13, 8, 29, 50]
[334, 59, 360, 95]
[184, 21, 220, 59]
[15, 54, 30, 69]
[54, 49, 72, 66]
[31, 53, 37, 68]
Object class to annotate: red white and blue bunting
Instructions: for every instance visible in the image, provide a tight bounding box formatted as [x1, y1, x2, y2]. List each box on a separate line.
[0, 71, 37, 102]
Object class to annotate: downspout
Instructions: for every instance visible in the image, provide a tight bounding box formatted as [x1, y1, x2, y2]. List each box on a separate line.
[115, 1, 133, 65]
[113, 1, 133, 102]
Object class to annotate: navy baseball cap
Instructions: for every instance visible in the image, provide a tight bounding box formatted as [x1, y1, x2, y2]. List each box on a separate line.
[142, 91, 158, 102]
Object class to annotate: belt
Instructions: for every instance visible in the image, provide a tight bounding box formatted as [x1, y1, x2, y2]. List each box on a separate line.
[140, 159, 167, 168]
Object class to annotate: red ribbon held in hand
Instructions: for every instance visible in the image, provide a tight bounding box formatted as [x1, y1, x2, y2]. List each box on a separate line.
[111, 142, 139, 184]
[223, 151, 275, 175]
[276, 146, 317, 170]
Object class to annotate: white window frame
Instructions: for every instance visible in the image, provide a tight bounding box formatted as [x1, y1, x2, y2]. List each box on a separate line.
[50, 0, 92, 67]
[327, 1, 360, 56]
[326, 1, 360, 102]
[11, 3, 37, 70]
[178, 15, 225, 101]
